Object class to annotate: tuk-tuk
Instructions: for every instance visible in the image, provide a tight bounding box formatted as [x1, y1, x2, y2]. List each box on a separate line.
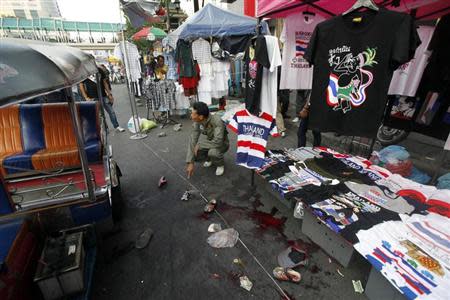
[0, 38, 122, 228]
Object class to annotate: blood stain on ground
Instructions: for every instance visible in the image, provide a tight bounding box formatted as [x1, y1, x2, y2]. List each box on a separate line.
[196, 213, 211, 221]
[310, 265, 321, 274]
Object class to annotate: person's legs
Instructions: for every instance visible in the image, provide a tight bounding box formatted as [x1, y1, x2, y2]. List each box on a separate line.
[297, 116, 309, 147]
[276, 100, 286, 135]
[312, 130, 322, 147]
[296, 90, 308, 115]
[279, 90, 290, 117]
[102, 99, 120, 129]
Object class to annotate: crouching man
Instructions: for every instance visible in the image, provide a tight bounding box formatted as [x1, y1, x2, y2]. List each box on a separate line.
[186, 102, 229, 178]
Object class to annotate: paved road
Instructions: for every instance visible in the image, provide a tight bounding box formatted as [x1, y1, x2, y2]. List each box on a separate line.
[91, 83, 405, 299]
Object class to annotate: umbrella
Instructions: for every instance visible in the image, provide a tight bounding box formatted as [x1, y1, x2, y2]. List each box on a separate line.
[132, 26, 167, 41]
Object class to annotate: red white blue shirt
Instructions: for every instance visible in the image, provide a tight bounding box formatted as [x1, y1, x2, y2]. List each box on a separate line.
[228, 109, 278, 169]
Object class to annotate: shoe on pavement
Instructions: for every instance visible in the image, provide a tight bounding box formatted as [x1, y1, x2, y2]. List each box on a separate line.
[215, 166, 224, 176]
[203, 161, 213, 168]
[116, 126, 125, 132]
[292, 117, 299, 123]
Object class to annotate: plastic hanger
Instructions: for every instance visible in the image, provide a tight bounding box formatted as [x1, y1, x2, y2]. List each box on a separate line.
[343, 0, 379, 15]
[303, 6, 316, 22]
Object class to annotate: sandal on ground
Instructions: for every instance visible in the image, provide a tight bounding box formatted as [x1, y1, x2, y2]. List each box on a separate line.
[273, 267, 301, 283]
[204, 199, 217, 213]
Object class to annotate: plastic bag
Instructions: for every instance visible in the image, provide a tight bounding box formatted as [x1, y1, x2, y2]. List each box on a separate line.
[207, 228, 239, 248]
[437, 173, 450, 189]
[140, 119, 157, 132]
[407, 167, 431, 184]
[127, 117, 143, 134]
[293, 201, 304, 219]
[371, 145, 412, 176]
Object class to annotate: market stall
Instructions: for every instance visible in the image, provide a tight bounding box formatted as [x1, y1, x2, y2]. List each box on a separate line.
[220, 1, 450, 299]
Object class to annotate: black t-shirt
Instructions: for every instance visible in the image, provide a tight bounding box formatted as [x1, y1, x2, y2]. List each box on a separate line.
[244, 36, 270, 115]
[305, 9, 419, 137]
[286, 183, 400, 244]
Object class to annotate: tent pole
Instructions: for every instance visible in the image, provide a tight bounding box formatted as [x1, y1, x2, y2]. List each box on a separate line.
[119, 1, 147, 140]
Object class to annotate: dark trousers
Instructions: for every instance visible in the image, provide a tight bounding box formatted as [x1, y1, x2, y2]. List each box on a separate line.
[279, 90, 290, 116]
[297, 116, 321, 147]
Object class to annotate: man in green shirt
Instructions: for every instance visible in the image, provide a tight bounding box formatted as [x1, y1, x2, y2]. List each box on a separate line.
[186, 102, 229, 178]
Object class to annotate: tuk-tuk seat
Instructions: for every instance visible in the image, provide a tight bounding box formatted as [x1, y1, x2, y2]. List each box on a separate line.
[0, 106, 23, 176]
[0, 103, 101, 176]
[31, 103, 101, 171]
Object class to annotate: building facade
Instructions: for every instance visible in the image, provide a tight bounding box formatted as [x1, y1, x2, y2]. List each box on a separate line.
[0, 0, 61, 19]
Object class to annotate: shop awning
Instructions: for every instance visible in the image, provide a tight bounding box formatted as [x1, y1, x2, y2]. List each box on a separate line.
[257, 0, 450, 20]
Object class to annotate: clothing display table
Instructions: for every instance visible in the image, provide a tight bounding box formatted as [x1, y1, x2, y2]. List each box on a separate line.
[254, 147, 450, 300]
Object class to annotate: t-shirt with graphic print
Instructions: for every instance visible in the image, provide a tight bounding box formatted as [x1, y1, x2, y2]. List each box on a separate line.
[244, 36, 270, 115]
[304, 9, 420, 137]
[228, 109, 278, 169]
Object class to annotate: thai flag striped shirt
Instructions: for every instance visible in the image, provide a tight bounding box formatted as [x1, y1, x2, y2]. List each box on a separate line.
[228, 109, 278, 169]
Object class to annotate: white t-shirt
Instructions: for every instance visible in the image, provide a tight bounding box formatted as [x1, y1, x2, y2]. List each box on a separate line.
[280, 14, 325, 90]
[259, 35, 282, 118]
[388, 26, 435, 97]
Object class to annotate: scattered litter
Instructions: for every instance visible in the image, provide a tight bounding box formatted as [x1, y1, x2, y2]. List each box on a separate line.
[239, 276, 253, 291]
[173, 124, 182, 131]
[140, 280, 144, 284]
[204, 199, 217, 213]
[352, 280, 364, 293]
[233, 258, 245, 268]
[158, 176, 167, 188]
[135, 228, 154, 249]
[328, 258, 332, 264]
[293, 201, 304, 219]
[181, 191, 190, 201]
[273, 267, 301, 283]
[158, 132, 167, 137]
[337, 269, 345, 277]
[208, 223, 222, 233]
[207, 228, 239, 248]
[277, 246, 308, 268]
[211, 273, 221, 279]
[160, 148, 169, 153]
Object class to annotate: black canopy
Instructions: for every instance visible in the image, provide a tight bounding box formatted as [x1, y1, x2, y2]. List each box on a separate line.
[0, 38, 98, 106]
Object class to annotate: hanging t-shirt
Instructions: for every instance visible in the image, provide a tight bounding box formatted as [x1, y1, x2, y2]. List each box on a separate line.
[260, 35, 282, 118]
[114, 41, 142, 82]
[305, 9, 420, 137]
[228, 109, 278, 169]
[388, 26, 435, 97]
[280, 13, 325, 90]
[244, 36, 270, 115]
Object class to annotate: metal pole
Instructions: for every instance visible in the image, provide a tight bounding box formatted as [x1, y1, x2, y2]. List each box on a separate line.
[166, 0, 171, 32]
[119, 2, 147, 140]
[66, 89, 96, 202]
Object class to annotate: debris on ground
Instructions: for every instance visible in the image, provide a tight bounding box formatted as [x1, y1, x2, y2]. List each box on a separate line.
[328, 258, 332, 264]
[233, 258, 245, 268]
[273, 267, 301, 283]
[173, 124, 182, 131]
[158, 176, 167, 188]
[352, 280, 364, 293]
[239, 276, 253, 291]
[158, 132, 167, 137]
[337, 269, 345, 277]
[207, 228, 239, 248]
[208, 223, 222, 233]
[277, 246, 308, 268]
[135, 228, 154, 249]
[211, 273, 221, 279]
[293, 201, 304, 219]
[181, 191, 191, 201]
[160, 148, 169, 153]
[204, 199, 217, 213]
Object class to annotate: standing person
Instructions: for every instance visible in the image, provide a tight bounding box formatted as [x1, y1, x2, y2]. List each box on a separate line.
[154, 55, 168, 80]
[186, 102, 229, 178]
[297, 93, 321, 147]
[79, 67, 125, 132]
